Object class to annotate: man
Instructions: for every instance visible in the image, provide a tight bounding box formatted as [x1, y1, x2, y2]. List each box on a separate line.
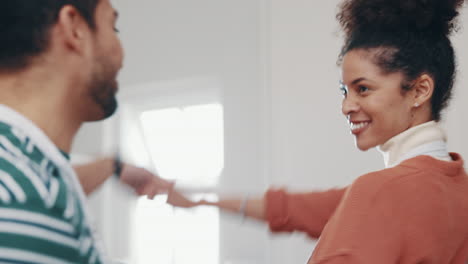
[0, 0, 172, 263]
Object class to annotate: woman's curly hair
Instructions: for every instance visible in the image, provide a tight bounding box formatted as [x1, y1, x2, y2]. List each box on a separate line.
[337, 0, 465, 121]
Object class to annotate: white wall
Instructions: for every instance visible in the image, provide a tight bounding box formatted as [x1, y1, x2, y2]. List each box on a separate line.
[113, 0, 269, 263]
[447, 8, 468, 158]
[72, 1, 468, 263]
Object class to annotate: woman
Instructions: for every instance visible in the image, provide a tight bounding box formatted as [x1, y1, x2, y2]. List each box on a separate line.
[168, 0, 468, 262]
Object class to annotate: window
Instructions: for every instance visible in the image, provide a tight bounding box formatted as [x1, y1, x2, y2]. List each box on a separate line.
[129, 103, 224, 264]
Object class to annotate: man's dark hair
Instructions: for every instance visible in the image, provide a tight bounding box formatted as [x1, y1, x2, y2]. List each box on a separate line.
[337, 0, 465, 121]
[0, 0, 99, 71]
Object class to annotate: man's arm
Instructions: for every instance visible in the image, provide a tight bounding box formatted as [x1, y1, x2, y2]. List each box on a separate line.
[74, 158, 114, 195]
[74, 158, 174, 197]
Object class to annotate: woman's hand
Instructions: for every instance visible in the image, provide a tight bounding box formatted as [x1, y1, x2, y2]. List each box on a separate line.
[167, 189, 205, 208]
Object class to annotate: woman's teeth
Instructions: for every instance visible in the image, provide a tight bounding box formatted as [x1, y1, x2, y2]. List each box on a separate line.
[350, 122, 369, 131]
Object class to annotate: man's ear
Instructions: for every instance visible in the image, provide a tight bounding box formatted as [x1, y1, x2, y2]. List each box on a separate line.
[411, 74, 434, 107]
[54, 5, 92, 55]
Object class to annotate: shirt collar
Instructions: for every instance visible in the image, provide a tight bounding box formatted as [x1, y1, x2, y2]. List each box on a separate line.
[0, 105, 107, 259]
[0, 104, 72, 167]
[377, 121, 449, 168]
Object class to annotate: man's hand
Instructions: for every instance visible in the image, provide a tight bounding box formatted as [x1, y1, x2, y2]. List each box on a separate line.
[119, 164, 174, 199]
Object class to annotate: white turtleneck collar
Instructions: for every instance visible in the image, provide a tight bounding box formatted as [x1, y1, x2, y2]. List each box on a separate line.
[377, 121, 451, 168]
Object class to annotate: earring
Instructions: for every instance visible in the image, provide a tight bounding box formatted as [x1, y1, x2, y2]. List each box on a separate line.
[414, 102, 419, 107]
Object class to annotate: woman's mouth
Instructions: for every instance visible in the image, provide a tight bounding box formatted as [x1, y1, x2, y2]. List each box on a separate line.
[350, 121, 370, 135]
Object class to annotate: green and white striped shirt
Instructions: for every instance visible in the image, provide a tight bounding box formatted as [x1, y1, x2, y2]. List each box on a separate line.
[0, 105, 105, 264]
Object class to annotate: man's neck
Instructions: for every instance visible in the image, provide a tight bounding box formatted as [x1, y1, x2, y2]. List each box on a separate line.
[0, 71, 83, 152]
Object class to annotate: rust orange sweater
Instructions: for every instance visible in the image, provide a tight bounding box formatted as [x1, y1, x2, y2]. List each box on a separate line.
[266, 187, 345, 238]
[266, 153, 468, 264]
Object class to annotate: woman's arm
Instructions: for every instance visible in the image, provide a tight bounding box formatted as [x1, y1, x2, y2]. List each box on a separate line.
[266, 188, 346, 238]
[167, 190, 266, 220]
[167, 187, 346, 238]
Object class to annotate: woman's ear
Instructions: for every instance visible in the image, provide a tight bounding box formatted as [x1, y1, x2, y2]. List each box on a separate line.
[412, 74, 434, 107]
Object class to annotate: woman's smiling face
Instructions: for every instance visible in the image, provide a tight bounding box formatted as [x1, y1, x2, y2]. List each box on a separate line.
[340, 49, 416, 151]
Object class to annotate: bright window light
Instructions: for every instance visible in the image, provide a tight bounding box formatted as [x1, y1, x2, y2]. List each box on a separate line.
[140, 104, 224, 187]
[131, 103, 224, 264]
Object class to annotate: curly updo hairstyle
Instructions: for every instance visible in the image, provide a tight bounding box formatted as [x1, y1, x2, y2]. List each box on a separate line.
[337, 0, 465, 121]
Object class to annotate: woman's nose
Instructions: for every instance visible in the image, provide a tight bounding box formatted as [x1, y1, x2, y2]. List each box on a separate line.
[341, 96, 360, 116]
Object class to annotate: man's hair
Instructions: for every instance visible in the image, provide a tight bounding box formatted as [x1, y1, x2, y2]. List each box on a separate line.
[0, 0, 100, 71]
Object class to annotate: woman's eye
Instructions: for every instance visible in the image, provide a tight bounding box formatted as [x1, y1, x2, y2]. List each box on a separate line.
[358, 86, 369, 93]
[114, 27, 120, 33]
